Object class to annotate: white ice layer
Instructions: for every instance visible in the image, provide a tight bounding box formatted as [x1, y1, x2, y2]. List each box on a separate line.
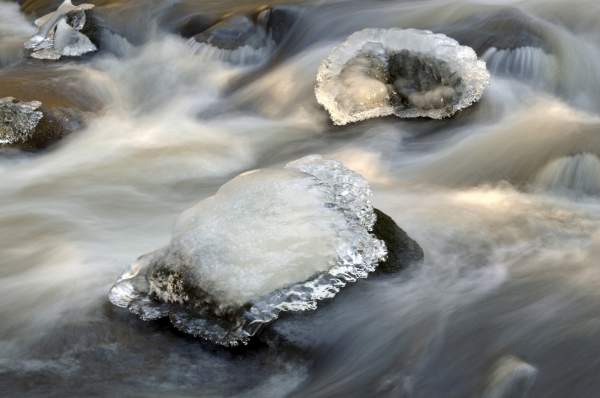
[24, 0, 97, 60]
[109, 155, 387, 345]
[315, 28, 490, 125]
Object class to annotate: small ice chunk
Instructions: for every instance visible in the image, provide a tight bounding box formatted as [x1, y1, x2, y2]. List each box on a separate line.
[483, 356, 537, 398]
[109, 155, 387, 346]
[25, 0, 96, 60]
[0, 97, 44, 145]
[315, 28, 490, 125]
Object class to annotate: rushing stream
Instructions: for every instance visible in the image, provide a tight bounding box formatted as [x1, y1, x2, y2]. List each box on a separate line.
[2, 0, 600, 397]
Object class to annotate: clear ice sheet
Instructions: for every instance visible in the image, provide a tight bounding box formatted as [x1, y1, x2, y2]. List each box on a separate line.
[24, 0, 97, 60]
[109, 155, 387, 346]
[315, 28, 490, 125]
[0, 97, 44, 144]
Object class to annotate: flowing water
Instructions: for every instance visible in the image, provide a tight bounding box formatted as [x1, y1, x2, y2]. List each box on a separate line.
[2, 0, 600, 397]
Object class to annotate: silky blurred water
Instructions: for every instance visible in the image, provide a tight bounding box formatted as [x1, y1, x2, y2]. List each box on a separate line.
[2, 0, 600, 397]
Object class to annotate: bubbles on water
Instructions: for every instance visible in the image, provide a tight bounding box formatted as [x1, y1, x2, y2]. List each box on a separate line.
[109, 155, 387, 346]
[315, 28, 490, 125]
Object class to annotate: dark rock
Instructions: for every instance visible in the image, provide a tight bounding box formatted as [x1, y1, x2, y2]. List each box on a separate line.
[373, 208, 424, 273]
[388, 50, 463, 111]
[259, 5, 304, 45]
[190, 6, 304, 51]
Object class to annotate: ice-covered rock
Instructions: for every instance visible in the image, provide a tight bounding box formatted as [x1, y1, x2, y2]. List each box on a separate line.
[0, 97, 85, 152]
[0, 97, 43, 145]
[24, 0, 97, 60]
[315, 28, 490, 125]
[109, 155, 392, 346]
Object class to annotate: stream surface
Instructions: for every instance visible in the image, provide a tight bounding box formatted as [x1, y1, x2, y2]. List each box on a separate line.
[2, 0, 600, 397]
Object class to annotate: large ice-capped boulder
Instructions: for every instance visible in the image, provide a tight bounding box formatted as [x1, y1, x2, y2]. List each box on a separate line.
[315, 28, 490, 125]
[109, 156, 422, 346]
[24, 0, 97, 60]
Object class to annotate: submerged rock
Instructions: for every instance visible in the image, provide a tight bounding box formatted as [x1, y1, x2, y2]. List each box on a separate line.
[0, 97, 84, 152]
[372, 209, 424, 273]
[315, 28, 490, 125]
[109, 156, 420, 346]
[187, 6, 302, 66]
[24, 0, 97, 60]
[482, 356, 537, 398]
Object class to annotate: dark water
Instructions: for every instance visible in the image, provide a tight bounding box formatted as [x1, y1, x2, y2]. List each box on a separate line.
[2, 0, 600, 397]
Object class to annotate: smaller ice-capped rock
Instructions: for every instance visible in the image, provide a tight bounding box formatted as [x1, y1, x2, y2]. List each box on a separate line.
[0, 97, 43, 144]
[109, 155, 390, 346]
[24, 0, 96, 60]
[315, 28, 490, 125]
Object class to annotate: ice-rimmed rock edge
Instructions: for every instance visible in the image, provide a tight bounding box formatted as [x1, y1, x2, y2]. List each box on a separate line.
[109, 155, 388, 346]
[315, 28, 490, 125]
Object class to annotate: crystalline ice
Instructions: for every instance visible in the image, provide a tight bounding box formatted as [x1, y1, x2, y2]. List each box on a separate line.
[315, 28, 490, 125]
[0, 97, 44, 145]
[109, 155, 387, 346]
[24, 0, 97, 60]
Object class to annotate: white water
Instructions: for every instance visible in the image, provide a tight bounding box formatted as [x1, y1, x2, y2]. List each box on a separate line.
[3, 0, 600, 397]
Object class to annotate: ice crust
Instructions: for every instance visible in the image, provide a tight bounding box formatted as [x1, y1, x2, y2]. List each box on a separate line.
[315, 28, 490, 125]
[24, 0, 97, 60]
[109, 155, 387, 346]
[0, 97, 43, 144]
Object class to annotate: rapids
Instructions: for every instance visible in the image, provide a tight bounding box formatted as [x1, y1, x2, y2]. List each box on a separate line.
[2, 0, 600, 397]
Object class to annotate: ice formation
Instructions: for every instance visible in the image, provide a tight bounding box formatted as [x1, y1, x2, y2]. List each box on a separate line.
[315, 28, 490, 125]
[0, 97, 44, 144]
[24, 0, 97, 60]
[109, 155, 387, 346]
